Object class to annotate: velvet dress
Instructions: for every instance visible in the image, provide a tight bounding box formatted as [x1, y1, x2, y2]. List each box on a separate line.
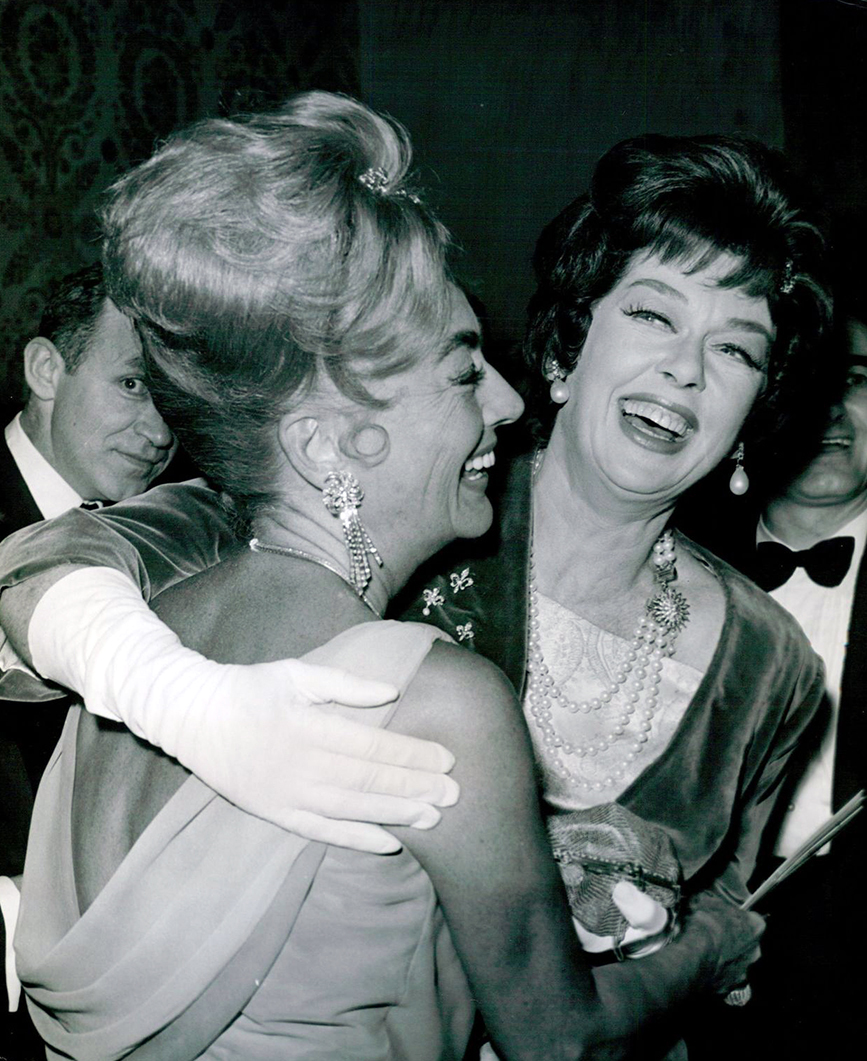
[397, 451, 826, 907]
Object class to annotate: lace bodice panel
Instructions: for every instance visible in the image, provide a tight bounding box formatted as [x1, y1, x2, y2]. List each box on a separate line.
[524, 592, 703, 811]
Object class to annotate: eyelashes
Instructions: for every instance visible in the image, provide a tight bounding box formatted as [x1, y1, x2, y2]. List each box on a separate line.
[716, 343, 763, 371]
[121, 377, 149, 395]
[624, 303, 671, 326]
[451, 364, 486, 388]
[623, 304, 766, 372]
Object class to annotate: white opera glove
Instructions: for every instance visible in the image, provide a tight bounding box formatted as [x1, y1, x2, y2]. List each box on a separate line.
[573, 880, 672, 959]
[28, 567, 459, 853]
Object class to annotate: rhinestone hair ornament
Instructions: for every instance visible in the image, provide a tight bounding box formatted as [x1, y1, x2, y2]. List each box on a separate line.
[358, 166, 421, 204]
[780, 258, 795, 295]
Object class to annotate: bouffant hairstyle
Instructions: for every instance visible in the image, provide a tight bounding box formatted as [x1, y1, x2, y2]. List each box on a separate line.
[100, 91, 454, 525]
[37, 263, 107, 373]
[524, 135, 832, 456]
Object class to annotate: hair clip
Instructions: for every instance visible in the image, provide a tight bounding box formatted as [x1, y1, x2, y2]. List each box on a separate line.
[780, 259, 795, 295]
[358, 167, 390, 194]
[358, 166, 421, 204]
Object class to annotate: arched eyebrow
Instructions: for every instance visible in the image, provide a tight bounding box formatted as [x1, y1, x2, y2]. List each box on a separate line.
[626, 279, 686, 302]
[627, 280, 774, 341]
[112, 351, 148, 373]
[437, 329, 481, 360]
[725, 318, 774, 343]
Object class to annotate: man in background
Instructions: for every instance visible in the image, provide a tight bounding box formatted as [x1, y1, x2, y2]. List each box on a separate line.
[684, 300, 866, 1059]
[742, 307, 865, 1055]
[1, 263, 176, 536]
[1, 263, 176, 1056]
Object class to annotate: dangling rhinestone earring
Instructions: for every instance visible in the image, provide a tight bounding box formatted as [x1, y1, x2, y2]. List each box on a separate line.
[729, 442, 749, 495]
[322, 470, 382, 596]
[547, 359, 571, 404]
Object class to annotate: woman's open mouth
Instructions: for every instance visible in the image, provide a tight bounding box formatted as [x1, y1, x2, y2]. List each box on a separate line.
[462, 448, 496, 482]
[617, 396, 697, 453]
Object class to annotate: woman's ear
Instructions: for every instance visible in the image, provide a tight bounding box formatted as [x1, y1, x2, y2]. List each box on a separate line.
[279, 411, 391, 488]
[278, 414, 340, 488]
[23, 338, 65, 401]
[338, 420, 391, 467]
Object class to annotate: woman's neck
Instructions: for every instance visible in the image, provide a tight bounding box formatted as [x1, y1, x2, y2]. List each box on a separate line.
[532, 432, 675, 614]
[254, 507, 391, 619]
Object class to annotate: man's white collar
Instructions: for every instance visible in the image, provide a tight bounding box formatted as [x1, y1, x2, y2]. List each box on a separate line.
[4, 412, 84, 518]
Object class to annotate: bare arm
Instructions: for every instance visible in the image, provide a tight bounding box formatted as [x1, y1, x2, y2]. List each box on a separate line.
[391, 643, 601, 1060]
[390, 644, 762, 1060]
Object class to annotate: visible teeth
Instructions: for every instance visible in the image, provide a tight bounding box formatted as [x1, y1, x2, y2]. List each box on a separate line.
[622, 399, 691, 438]
[463, 450, 496, 474]
[823, 436, 850, 447]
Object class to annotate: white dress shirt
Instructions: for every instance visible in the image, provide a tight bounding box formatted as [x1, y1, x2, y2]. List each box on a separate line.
[757, 511, 867, 857]
[4, 412, 84, 518]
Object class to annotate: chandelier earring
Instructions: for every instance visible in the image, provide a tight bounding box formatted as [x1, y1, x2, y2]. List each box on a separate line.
[728, 442, 749, 496]
[322, 470, 382, 596]
[546, 359, 571, 404]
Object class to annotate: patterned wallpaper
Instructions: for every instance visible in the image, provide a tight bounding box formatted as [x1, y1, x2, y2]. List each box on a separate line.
[0, 0, 359, 399]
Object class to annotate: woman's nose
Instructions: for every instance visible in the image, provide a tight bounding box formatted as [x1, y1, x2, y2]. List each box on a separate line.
[656, 338, 706, 391]
[482, 362, 524, 427]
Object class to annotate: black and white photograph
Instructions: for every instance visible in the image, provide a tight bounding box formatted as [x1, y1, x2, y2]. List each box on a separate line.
[0, 2, 863, 1059]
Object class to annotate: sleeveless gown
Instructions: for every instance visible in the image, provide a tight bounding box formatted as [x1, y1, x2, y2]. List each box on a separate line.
[15, 621, 474, 1061]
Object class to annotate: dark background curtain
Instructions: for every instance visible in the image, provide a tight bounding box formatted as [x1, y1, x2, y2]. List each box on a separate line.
[0, 0, 862, 396]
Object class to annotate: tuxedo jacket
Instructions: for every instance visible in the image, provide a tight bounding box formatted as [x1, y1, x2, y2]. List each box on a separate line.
[676, 487, 864, 878]
[0, 423, 42, 538]
[0, 425, 68, 876]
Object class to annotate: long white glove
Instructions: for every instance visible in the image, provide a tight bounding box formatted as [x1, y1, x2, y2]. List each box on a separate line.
[29, 567, 459, 853]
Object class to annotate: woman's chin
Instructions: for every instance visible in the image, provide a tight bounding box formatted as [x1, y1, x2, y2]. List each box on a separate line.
[454, 495, 494, 541]
[596, 445, 716, 505]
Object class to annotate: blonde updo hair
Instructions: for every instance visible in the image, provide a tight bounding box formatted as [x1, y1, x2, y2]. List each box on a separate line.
[101, 90, 455, 525]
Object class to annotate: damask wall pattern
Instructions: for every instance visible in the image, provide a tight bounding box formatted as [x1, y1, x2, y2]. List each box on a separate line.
[0, 0, 359, 398]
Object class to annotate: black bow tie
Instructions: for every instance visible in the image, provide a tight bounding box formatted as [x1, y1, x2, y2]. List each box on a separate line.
[754, 537, 856, 592]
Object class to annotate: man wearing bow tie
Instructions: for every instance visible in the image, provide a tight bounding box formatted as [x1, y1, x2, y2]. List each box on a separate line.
[750, 316, 866, 1052]
[682, 309, 867, 1059]
[754, 320, 867, 862]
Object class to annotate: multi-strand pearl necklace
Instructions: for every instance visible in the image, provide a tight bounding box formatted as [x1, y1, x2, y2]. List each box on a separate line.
[526, 529, 690, 792]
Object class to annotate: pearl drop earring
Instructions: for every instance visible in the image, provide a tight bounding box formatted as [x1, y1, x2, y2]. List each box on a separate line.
[547, 359, 571, 404]
[729, 442, 749, 495]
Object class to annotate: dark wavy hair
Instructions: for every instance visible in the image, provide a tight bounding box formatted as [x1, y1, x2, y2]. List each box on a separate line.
[100, 91, 455, 527]
[523, 134, 832, 461]
[37, 262, 107, 373]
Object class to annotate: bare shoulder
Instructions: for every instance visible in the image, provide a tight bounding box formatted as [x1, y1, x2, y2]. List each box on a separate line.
[390, 639, 531, 761]
[388, 637, 553, 904]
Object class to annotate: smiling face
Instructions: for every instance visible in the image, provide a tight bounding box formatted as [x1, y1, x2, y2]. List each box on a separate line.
[782, 319, 867, 510]
[47, 300, 177, 500]
[366, 288, 524, 568]
[553, 250, 774, 508]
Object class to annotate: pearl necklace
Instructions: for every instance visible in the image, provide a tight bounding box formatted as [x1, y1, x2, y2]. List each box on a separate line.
[249, 538, 384, 619]
[526, 529, 689, 792]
